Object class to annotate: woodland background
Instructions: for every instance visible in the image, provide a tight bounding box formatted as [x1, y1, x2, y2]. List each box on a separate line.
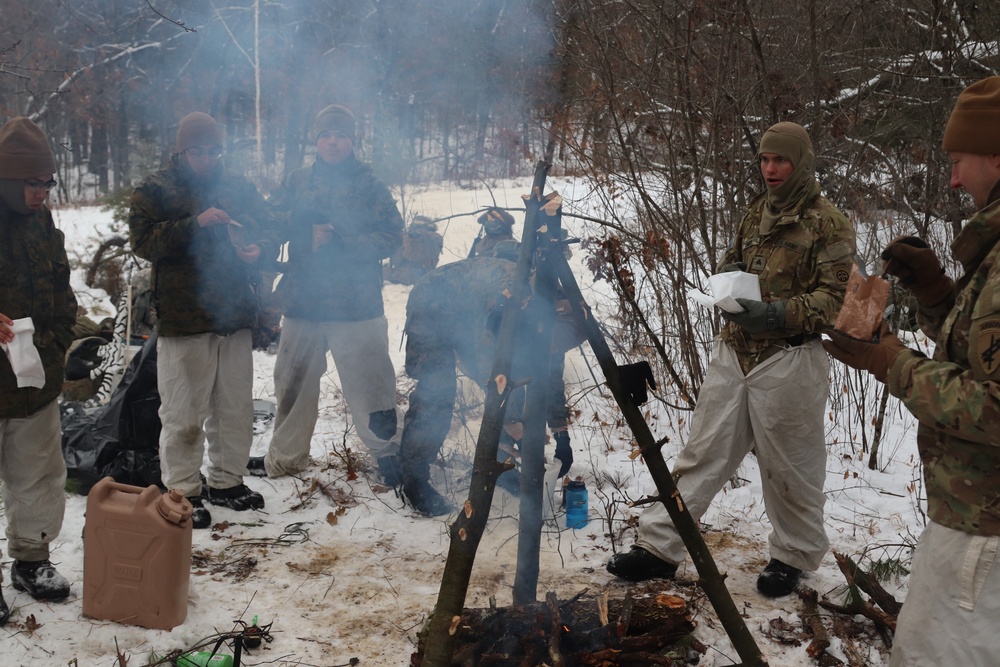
[2, 0, 997, 459]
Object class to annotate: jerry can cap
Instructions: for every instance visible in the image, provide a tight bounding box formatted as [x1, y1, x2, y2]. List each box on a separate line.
[157, 489, 195, 525]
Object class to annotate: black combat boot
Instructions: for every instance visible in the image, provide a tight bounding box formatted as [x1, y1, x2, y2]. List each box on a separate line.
[403, 478, 452, 517]
[246, 456, 268, 477]
[10, 560, 70, 601]
[606, 546, 678, 582]
[0, 587, 9, 625]
[186, 495, 212, 529]
[206, 484, 265, 511]
[377, 455, 403, 487]
[756, 558, 801, 597]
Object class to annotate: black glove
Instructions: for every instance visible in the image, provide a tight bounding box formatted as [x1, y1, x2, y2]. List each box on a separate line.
[368, 409, 398, 441]
[553, 431, 573, 477]
[721, 298, 786, 334]
[618, 361, 657, 406]
[719, 262, 747, 272]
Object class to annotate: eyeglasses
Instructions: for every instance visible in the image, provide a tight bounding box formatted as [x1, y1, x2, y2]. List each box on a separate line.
[25, 178, 57, 193]
[185, 146, 224, 159]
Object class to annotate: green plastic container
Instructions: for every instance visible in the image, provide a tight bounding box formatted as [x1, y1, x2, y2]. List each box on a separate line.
[176, 652, 234, 667]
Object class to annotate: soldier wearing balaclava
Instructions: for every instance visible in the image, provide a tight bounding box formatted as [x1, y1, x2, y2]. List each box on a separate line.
[608, 122, 856, 600]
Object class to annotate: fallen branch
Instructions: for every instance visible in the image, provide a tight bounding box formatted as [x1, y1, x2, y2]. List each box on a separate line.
[833, 551, 902, 616]
[797, 587, 830, 658]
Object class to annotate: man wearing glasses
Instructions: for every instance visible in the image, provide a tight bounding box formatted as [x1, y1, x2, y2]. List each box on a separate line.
[129, 112, 279, 529]
[0, 117, 77, 620]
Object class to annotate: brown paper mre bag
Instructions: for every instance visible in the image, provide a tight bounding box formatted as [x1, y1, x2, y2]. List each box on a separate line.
[834, 265, 890, 341]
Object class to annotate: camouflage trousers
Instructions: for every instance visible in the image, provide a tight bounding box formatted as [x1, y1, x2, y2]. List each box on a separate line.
[636, 337, 830, 572]
[0, 401, 66, 563]
[399, 333, 457, 483]
[891, 521, 1000, 666]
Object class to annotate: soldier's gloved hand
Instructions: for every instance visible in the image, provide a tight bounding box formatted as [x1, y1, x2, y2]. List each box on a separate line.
[880, 236, 953, 307]
[822, 321, 909, 383]
[722, 299, 786, 334]
[618, 361, 657, 406]
[719, 262, 747, 273]
[553, 431, 573, 477]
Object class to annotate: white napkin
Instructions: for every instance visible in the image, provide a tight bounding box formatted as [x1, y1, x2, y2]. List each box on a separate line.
[1, 317, 46, 388]
[687, 271, 762, 314]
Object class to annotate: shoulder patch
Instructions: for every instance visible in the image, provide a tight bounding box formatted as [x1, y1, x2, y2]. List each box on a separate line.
[834, 263, 852, 285]
[977, 320, 1000, 377]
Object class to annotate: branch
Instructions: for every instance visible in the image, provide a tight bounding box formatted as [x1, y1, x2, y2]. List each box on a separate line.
[144, 0, 196, 33]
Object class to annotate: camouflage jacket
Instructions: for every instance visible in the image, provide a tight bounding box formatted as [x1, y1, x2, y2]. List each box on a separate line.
[720, 191, 855, 371]
[0, 203, 77, 418]
[270, 155, 403, 322]
[887, 197, 1000, 536]
[128, 155, 278, 337]
[405, 257, 568, 428]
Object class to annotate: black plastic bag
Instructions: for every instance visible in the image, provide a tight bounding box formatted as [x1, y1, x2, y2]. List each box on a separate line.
[61, 330, 162, 495]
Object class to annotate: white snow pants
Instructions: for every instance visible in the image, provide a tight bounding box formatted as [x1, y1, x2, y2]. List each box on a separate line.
[891, 521, 1000, 666]
[636, 338, 830, 572]
[157, 330, 253, 497]
[0, 401, 66, 563]
[264, 316, 401, 477]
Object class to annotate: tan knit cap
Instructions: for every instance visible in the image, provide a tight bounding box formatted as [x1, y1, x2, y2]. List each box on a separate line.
[0, 117, 56, 179]
[313, 104, 356, 142]
[942, 76, 1000, 154]
[176, 112, 224, 152]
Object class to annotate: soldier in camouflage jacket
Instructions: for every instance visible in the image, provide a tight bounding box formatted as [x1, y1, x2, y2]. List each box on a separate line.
[825, 76, 1000, 666]
[129, 112, 277, 528]
[250, 105, 405, 483]
[400, 256, 580, 516]
[609, 122, 855, 598]
[0, 117, 76, 614]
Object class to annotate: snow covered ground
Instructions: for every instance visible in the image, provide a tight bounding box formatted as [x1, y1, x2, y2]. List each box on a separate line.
[1, 179, 923, 666]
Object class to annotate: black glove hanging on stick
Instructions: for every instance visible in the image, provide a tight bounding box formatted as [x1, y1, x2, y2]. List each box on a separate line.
[553, 431, 573, 477]
[618, 361, 657, 406]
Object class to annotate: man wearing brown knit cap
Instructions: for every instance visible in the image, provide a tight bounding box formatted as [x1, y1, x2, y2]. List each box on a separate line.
[249, 104, 405, 486]
[608, 122, 856, 598]
[825, 76, 1000, 667]
[0, 117, 77, 618]
[129, 112, 279, 529]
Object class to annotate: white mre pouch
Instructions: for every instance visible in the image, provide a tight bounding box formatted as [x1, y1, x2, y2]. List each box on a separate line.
[1, 317, 46, 388]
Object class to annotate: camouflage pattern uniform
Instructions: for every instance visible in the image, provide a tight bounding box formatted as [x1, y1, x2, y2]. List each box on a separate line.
[636, 188, 856, 573]
[260, 155, 405, 476]
[128, 154, 276, 498]
[386, 220, 443, 285]
[0, 201, 76, 561]
[887, 198, 1000, 535]
[886, 190, 1000, 667]
[400, 257, 570, 489]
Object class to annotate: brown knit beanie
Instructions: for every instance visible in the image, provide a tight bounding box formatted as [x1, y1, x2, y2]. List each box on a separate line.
[0, 117, 56, 179]
[176, 112, 224, 152]
[313, 104, 356, 142]
[942, 76, 1000, 154]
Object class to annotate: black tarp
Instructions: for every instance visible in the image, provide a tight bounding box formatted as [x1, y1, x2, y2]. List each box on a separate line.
[61, 330, 162, 495]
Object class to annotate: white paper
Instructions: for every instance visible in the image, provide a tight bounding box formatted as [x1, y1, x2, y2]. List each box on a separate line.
[1, 317, 46, 388]
[688, 271, 762, 314]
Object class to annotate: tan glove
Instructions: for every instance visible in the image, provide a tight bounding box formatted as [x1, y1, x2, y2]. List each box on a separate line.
[822, 321, 909, 383]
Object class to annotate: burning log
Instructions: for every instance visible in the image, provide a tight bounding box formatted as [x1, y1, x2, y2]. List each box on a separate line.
[413, 589, 700, 666]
